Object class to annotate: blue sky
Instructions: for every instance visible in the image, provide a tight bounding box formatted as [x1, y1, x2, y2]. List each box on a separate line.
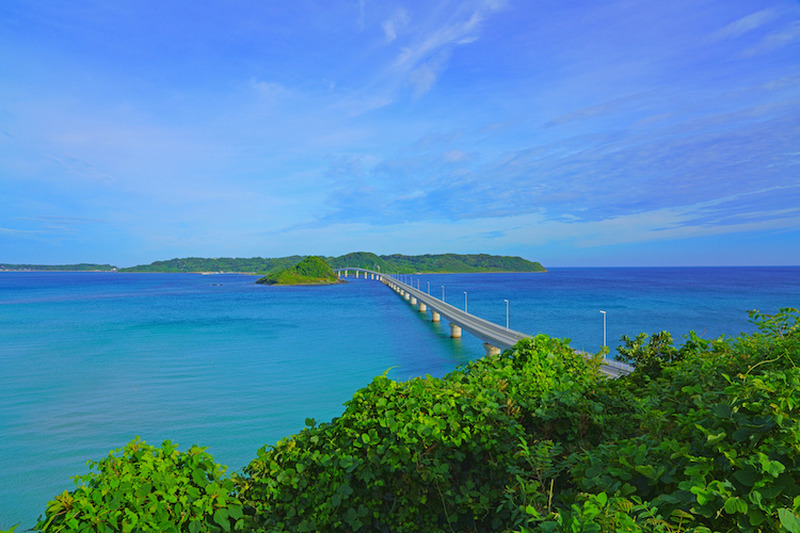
[1, 0, 799, 267]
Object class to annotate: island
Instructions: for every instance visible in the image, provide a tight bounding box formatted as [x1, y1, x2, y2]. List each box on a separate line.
[255, 256, 342, 286]
[119, 252, 546, 274]
[2, 252, 547, 275]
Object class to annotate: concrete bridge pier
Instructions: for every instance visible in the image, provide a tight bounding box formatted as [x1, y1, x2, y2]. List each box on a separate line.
[410, 296, 417, 305]
[449, 323, 462, 338]
[404, 293, 410, 301]
[431, 311, 440, 322]
[418, 302, 427, 312]
[483, 343, 501, 356]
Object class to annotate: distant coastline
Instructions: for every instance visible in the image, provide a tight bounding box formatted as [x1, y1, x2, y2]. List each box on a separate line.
[1, 252, 546, 275]
[0, 264, 117, 272]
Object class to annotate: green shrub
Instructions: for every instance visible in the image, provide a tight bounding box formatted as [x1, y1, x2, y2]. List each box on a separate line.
[35, 438, 244, 533]
[236, 335, 621, 532]
[32, 309, 800, 533]
[566, 308, 800, 533]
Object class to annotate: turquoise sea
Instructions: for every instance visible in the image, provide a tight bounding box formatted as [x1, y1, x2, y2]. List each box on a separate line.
[1, 267, 798, 528]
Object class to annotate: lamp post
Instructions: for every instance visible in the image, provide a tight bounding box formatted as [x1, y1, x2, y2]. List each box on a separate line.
[427, 281, 430, 294]
[441, 286, 445, 301]
[504, 299, 509, 328]
[600, 310, 607, 348]
[464, 291, 468, 312]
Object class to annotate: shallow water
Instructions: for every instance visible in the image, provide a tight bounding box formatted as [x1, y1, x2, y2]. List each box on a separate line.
[1, 267, 797, 528]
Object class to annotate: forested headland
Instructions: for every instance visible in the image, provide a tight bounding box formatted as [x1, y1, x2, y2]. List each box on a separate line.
[120, 252, 545, 274]
[28, 308, 800, 533]
[1, 253, 545, 274]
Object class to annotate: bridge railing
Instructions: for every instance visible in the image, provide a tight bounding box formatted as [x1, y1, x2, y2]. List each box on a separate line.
[336, 268, 631, 377]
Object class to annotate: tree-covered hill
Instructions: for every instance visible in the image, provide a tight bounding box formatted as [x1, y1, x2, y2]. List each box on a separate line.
[255, 256, 341, 286]
[326, 252, 546, 274]
[118, 256, 304, 273]
[118, 253, 546, 274]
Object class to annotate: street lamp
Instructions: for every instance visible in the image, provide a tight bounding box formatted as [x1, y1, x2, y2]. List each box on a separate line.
[504, 299, 509, 328]
[599, 310, 607, 348]
[464, 291, 468, 312]
[427, 281, 430, 294]
[441, 285, 445, 301]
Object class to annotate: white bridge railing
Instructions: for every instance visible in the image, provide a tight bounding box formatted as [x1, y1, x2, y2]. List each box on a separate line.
[334, 268, 631, 377]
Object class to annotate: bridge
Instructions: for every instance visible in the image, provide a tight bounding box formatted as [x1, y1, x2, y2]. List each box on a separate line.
[334, 267, 631, 378]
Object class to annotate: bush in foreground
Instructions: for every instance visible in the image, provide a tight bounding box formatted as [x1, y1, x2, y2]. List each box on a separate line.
[34, 439, 244, 533]
[237, 334, 625, 532]
[32, 309, 800, 532]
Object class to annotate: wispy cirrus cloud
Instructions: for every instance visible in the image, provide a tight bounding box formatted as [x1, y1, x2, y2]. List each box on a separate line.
[3, 0, 800, 266]
[316, 95, 800, 236]
[712, 9, 779, 41]
[382, 8, 410, 43]
[349, 0, 508, 103]
[47, 156, 115, 184]
[744, 20, 800, 57]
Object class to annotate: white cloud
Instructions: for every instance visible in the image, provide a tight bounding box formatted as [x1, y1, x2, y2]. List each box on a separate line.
[382, 9, 409, 43]
[712, 9, 778, 41]
[444, 150, 468, 162]
[386, 1, 507, 96]
[268, 189, 800, 258]
[744, 21, 800, 57]
[383, 20, 398, 42]
[0, 226, 38, 235]
[251, 79, 290, 101]
[408, 51, 451, 97]
[397, 189, 426, 201]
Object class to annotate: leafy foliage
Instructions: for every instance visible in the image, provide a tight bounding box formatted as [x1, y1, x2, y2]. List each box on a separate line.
[235, 335, 627, 532]
[256, 256, 341, 285]
[31, 308, 800, 533]
[557, 307, 800, 533]
[615, 330, 683, 381]
[34, 438, 244, 533]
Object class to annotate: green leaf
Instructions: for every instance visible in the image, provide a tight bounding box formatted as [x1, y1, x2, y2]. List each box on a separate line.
[214, 508, 230, 532]
[724, 496, 746, 514]
[779, 508, 800, 533]
[759, 454, 786, 477]
[595, 492, 608, 507]
[227, 505, 244, 520]
[706, 430, 727, 445]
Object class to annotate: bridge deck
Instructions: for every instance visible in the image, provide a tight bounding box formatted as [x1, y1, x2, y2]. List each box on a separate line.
[335, 268, 631, 377]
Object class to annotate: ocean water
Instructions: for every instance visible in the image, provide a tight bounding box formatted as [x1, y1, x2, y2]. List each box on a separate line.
[1, 267, 798, 528]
